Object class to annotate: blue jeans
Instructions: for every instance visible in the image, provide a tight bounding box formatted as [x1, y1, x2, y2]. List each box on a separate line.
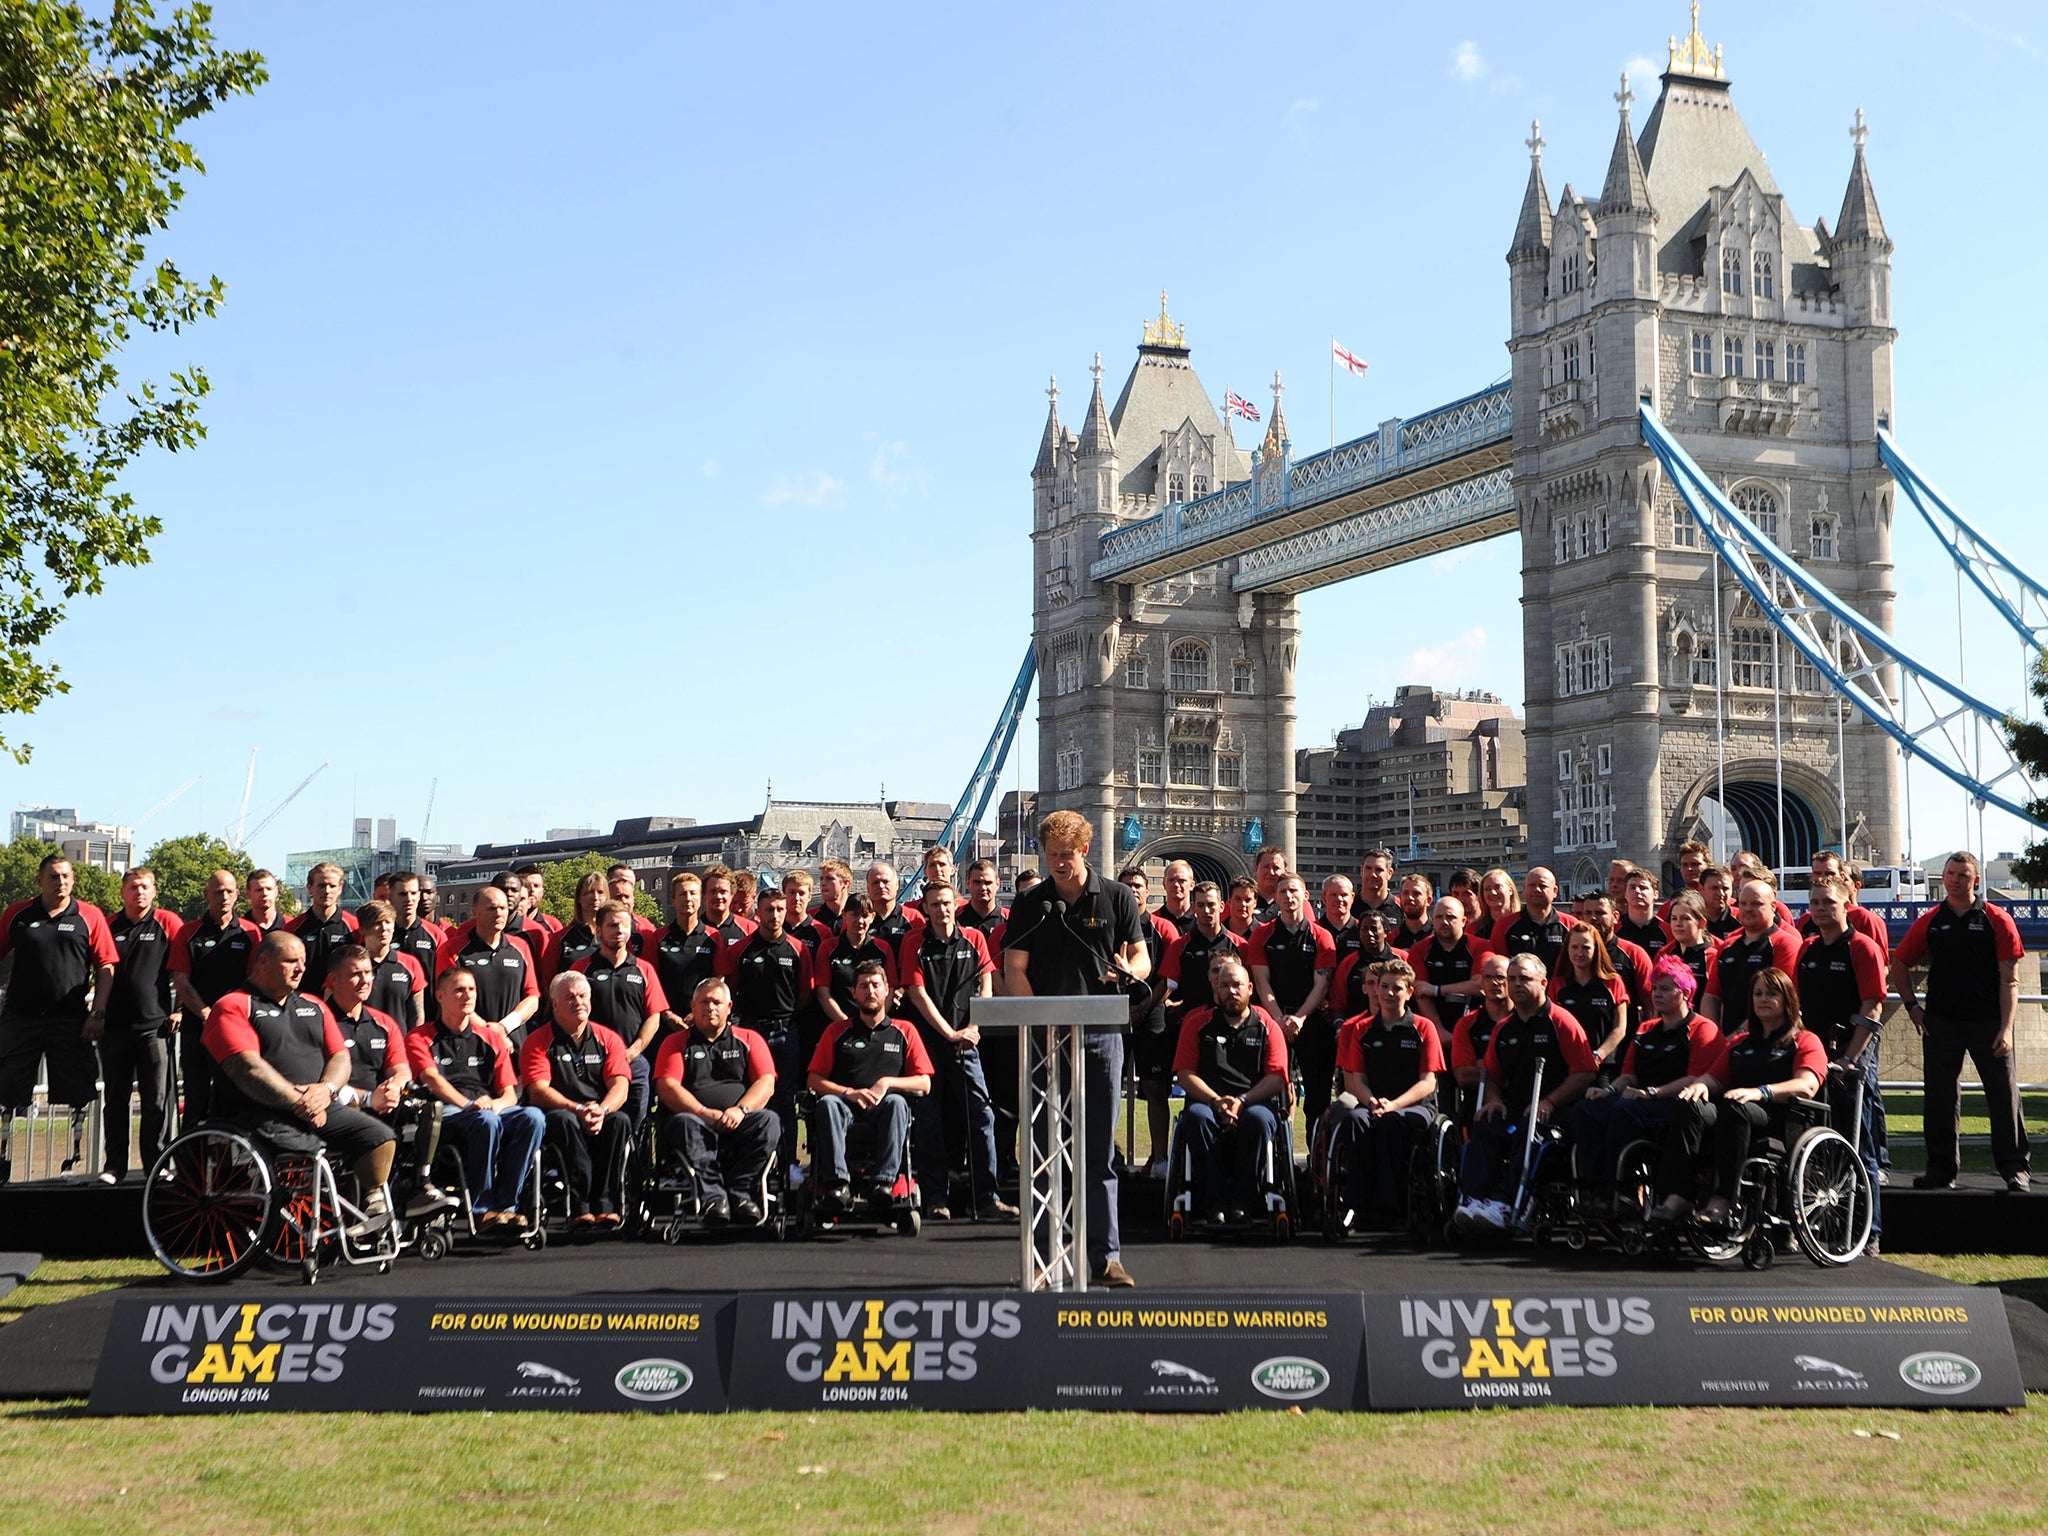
[813, 1092, 912, 1191]
[913, 1034, 998, 1208]
[1177, 1100, 1280, 1214]
[443, 1104, 545, 1212]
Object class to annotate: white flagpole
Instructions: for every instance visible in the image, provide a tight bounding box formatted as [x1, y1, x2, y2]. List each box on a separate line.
[1329, 337, 1336, 450]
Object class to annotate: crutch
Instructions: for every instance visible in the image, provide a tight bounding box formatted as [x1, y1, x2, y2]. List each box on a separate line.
[1507, 1056, 1547, 1231]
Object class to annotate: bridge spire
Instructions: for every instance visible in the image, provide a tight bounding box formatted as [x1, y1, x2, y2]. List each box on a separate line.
[1077, 352, 1115, 460]
[1260, 370, 1289, 461]
[1031, 373, 1063, 478]
[1599, 74, 1652, 215]
[1835, 107, 1888, 246]
[1508, 119, 1553, 257]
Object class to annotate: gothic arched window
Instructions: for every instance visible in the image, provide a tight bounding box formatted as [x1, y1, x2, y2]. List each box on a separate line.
[1168, 640, 1211, 692]
[1731, 484, 1779, 541]
[1752, 250, 1775, 299]
[1721, 246, 1744, 296]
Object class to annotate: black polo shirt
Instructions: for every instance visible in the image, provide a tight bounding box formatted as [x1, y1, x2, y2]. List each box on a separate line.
[1617, 915, 1668, 953]
[1498, 910, 1572, 973]
[333, 1004, 403, 1092]
[651, 921, 721, 1016]
[0, 897, 115, 1019]
[1626, 1014, 1704, 1091]
[904, 927, 989, 1032]
[724, 933, 809, 1026]
[1165, 927, 1242, 1016]
[439, 932, 536, 1028]
[1182, 1006, 1278, 1098]
[1347, 1016, 1439, 1102]
[1004, 867, 1144, 998]
[170, 914, 261, 1007]
[106, 909, 179, 1028]
[818, 932, 894, 1017]
[289, 908, 357, 989]
[1250, 918, 1332, 1014]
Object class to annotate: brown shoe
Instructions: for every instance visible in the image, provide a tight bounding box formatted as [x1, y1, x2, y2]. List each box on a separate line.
[1093, 1259, 1136, 1288]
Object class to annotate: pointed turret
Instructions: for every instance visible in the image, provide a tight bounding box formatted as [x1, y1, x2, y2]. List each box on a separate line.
[1508, 120, 1553, 258]
[1599, 76, 1652, 216]
[1031, 376, 1063, 479]
[1077, 353, 1115, 460]
[1835, 108, 1889, 246]
[1259, 371, 1289, 462]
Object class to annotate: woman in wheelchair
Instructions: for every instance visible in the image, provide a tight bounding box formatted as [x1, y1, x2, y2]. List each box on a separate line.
[1565, 958, 1720, 1198]
[1328, 959, 1443, 1222]
[1649, 967, 1827, 1228]
[1169, 952, 1290, 1226]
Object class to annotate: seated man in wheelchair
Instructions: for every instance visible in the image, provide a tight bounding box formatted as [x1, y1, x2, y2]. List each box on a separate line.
[1565, 958, 1720, 1205]
[1169, 952, 1291, 1226]
[520, 971, 633, 1229]
[1326, 958, 1444, 1223]
[407, 967, 545, 1232]
[1795, 875, 1887, 1250]
[652, 975, 780, 1226]
[1649, 966, 1827, 1229]
[805, 959, 930, 1216]
[325, 944, 454, 1219]
[1452, 953, 1599, 1234]
[201, 932, 397, 1238]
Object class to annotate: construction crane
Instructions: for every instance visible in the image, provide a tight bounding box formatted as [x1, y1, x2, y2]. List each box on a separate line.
[130, 775, 202, 833]
[236, 761, 330, 851]
[419, 777, 438, 845]
[232, 748, 258, 851]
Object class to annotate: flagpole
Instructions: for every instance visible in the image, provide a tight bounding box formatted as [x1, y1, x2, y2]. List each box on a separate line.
[1329, 337, 1336, 450]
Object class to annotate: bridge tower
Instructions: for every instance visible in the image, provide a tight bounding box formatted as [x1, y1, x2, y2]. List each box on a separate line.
[1510, 16, 1901, 888]
[1030, 299, 1298, 880]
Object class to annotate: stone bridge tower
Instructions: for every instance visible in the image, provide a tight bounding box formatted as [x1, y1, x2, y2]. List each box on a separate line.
[1030, 298, 1299, 881]
[1510, 14, 1902, 889]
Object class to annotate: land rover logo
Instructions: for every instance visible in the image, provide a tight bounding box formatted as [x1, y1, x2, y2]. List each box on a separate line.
[1898, 1351, 1981, 1396]
[614, 1359, 694, 1402]
[1251, 1357, 1330, 1401]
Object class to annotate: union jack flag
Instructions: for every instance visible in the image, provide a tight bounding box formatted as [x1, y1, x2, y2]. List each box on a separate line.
[1225, 390, 1260, 422]
[1333, 340, 1370, 377]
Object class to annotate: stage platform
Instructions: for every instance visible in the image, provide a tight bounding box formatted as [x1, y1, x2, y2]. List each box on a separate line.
[4, 1220, 2046, 1400]
[3, 1167, 2044, 1258]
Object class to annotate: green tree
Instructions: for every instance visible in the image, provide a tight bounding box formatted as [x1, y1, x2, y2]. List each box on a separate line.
[532, 852, 658, 922]
[140, 830, 252, 917]
[0, 835, 118, 909]
[2004, 654, 2048, 888]
[0, 3, 265, 761]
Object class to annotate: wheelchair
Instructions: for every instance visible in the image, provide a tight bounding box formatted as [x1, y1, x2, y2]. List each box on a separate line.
[1637, 1095, 1872, 1269]
[629, 1110, 789, 1243]
[527, 1113, 642, 1241]
[1307, 1095, 1456, 1244]
[415, 1134, 548, 1255]
[792, 1089, 922, 1237]
[143, 1123, 399, 1285]
[1163, 1100, 1301, 1242]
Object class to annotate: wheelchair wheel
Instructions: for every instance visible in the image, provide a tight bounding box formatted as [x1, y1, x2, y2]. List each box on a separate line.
[259, 1155, 326, 1273]
[897, 1206, 921, 1237]
[1786, 1127, 1872, 1266]
[1742, 1230, 1774, 1271]
[417, 1226, 451, 1262]
[144, 1127, 276, 1282]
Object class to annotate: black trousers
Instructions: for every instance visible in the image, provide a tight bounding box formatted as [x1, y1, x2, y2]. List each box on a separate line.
[1294, 1013, 1339, 1129]
[98, 1023, 175, 1174]
[178, 1018, 215, 1123]
[1655, 1098, 1775, 1202]
[1923, 1013, 2032, 1181]
[1330, 1105, 1431, 1213]
[666, 1108, 778, 1204]
[541, 1107, 632, 1215]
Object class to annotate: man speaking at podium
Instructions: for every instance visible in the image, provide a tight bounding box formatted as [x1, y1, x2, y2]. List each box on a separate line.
[1002, 810, 1150, 1287]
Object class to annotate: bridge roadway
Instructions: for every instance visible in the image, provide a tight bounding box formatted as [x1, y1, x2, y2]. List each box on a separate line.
[1088, 381, 1514, 592]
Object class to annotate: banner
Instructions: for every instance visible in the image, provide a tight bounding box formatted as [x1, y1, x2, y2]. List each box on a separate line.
[725, 1290, 1365, 1411]
[1363, 1286, 2023, 1408]
[88, 1295, 733, 1414]
[86, 1283, 2020, 1413]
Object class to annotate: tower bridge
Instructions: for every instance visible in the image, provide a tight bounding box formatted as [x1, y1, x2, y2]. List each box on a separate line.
[913, 10, 2048, 901]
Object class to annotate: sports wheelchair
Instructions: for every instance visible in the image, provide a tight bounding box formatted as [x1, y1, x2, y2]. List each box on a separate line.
[792, 1089, 922, 1237]
[1635, 1093, 1872, 1269]
[143, 1123, 398, 1285]
[629, 1110, 789, 1242]
[1307, 1095, 1458, 1244]
[1163, 1100, 1301, 1242]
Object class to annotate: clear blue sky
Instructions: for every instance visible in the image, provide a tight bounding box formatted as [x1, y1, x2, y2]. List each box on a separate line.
[4, 1, 2044, 871]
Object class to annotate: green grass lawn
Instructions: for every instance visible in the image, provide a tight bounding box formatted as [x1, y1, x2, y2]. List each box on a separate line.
[2, 1258, 2046, 1533]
